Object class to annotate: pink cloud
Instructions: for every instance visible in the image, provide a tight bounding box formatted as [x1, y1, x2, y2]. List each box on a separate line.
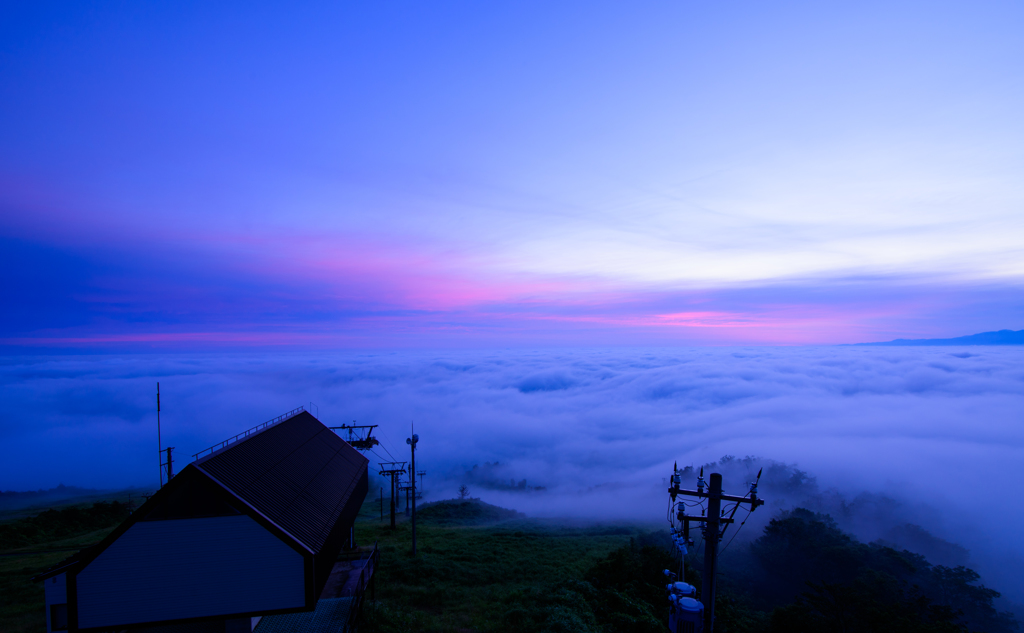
[3, 180, 1020, 349]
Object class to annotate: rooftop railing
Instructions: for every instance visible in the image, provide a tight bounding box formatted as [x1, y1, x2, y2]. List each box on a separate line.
[192, 406, 305, 461]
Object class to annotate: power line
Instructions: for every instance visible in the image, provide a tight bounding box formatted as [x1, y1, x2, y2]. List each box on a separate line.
[367, 447, 388, 465]
[376, 428, 400, 461]
[719, 507, 754, 557]
[376, 437, 396, 462]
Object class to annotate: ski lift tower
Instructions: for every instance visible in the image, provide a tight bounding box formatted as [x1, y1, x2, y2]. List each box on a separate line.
[329, 423, 380, 451]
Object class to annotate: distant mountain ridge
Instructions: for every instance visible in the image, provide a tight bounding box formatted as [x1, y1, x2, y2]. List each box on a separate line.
[856, 329, 1024, 346]
[0, 483, 98, 499]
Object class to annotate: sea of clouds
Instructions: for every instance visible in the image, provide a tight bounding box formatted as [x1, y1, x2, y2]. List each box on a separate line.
[1, 346, 1022, 602]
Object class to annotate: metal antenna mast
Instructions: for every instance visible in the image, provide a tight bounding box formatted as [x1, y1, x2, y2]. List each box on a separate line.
[157, 382, 163, 487]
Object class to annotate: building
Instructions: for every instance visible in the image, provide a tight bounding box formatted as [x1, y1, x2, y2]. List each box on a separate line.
[36, 408, 370, 633]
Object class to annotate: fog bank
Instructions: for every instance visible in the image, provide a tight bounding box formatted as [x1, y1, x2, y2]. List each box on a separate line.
[1, 346, 1021, 598]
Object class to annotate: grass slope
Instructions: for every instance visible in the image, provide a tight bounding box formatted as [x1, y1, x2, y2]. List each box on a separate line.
[416, 498, 526, 526]
[5, 492, 1012, 633]
[354, 499, 671, 633]
[0, 491, 139, 633]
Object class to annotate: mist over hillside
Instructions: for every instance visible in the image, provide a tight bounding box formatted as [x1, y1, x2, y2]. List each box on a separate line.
[439, 454, 1022, 613]
[0, 485, 100, 511]
[1, 346, 1021, 605]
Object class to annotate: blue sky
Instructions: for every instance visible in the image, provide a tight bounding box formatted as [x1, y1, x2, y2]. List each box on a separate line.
[1, 1, 1022, 347]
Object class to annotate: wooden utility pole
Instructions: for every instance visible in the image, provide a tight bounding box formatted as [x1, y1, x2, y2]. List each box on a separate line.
[702, 473, 723, 626]
[669, 466, 763, 633]
[406, 431, 419, 555]
[162, 446, 175, 482]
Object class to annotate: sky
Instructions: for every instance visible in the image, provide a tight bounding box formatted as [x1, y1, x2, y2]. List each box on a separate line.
[3, 3, 1023, 604]
[2, 1, 1023, 349]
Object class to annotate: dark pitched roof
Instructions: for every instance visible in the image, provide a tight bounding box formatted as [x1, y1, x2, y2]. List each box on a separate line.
[33, 409, 368, 587]
[194, 411, 368, 553]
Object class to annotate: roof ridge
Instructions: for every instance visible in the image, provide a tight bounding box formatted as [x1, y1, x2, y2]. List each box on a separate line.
[192, 462, 314, 555]
[194, 406, 307, 462]
[195, 412, 367, 551]
[279, 429, 363, 529]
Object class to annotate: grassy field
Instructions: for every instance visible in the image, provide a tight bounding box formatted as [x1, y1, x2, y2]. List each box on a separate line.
[0, 491, 668, 633]
[354, 499, 673, 633]
[4, 491, 1006, 633]
[0, 489, 143, 633]
[1, 528, 127, 633]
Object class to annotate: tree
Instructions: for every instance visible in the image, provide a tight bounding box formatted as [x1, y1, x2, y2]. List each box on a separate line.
[458, 485, 470, 499]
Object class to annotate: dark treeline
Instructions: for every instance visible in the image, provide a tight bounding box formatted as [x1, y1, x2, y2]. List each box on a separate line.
[463, 462, 548, 493]
[0, 485, 102, 512]
[585, 509, 1018, 633]
[738, 509, 1016, 633]
[0, 501, 129, 549]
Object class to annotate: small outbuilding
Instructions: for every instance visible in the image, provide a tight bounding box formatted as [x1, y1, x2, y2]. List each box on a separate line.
[36, 408, 369, 633]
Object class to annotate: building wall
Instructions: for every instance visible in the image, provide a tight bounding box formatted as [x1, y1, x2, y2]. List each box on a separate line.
[44, 573, 67, 633]
[75, 514, 305, 629]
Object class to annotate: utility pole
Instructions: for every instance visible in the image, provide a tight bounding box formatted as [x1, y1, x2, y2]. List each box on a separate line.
[703, 472, 723, 626]
[161, 446, 175, 482]
[669, 465, 763, 633]
[156, 382, 163, 487]
[378, 462, 407, 529]
[406, 430, 419, 555]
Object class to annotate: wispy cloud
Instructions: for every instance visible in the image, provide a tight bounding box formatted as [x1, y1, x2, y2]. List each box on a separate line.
[3, 199, 1023, 349]
[2, 3, 1024, 348]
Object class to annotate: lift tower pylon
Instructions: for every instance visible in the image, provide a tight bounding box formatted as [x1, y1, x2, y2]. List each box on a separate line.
[378, 462, 407, 529]
[329, 423, 380, 451]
